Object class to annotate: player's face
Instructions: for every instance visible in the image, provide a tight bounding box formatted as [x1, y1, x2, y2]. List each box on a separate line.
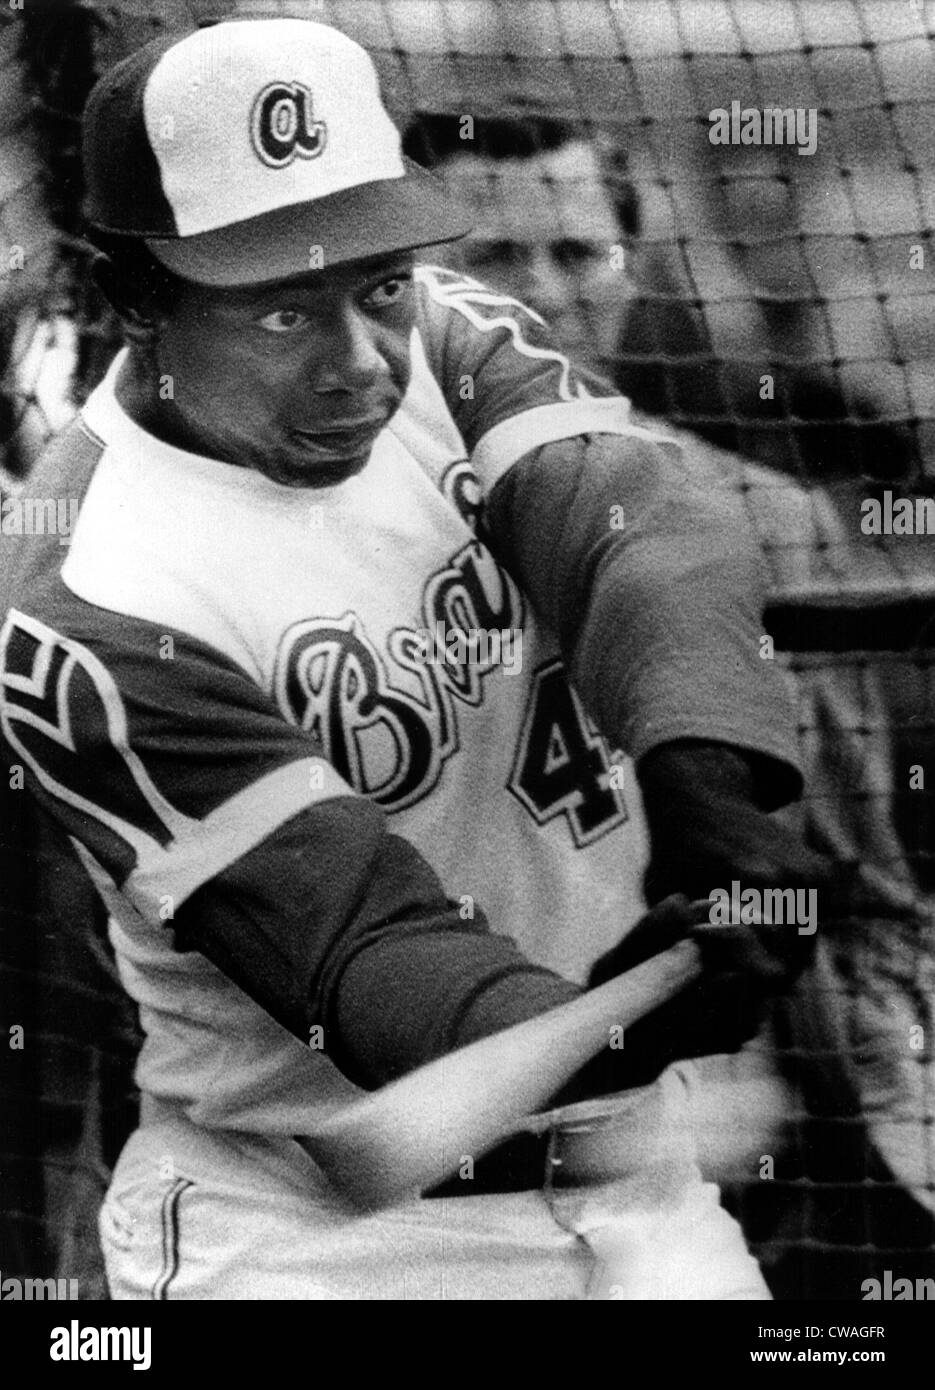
[148, 253, 416, 488]
[440, 142, 625, 370]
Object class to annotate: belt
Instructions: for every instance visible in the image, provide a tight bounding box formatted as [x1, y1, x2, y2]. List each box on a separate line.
[423, 1090, 656, 1198]
[424, 1129, 555, 1197]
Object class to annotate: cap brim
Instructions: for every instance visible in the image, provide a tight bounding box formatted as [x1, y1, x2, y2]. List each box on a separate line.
[145, 159, 471, 287]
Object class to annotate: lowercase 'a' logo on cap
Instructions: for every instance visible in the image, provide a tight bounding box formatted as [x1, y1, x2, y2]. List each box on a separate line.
[250, 81, 327, 168]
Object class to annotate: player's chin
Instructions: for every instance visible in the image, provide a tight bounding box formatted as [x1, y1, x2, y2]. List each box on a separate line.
[263, 446, 373, 489]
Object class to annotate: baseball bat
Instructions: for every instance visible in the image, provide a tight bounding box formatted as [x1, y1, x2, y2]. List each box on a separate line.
[297, 937, 703, 1210]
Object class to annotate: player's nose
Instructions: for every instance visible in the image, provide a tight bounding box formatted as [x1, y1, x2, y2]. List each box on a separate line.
[523, 248, 571, 320]
[312, 304, 389, 393]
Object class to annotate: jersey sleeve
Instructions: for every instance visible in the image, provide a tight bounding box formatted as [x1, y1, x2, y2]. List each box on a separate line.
[414, 266, 801, 803]
[415, 263, 643, 493]
[0, 594, 579, 1087]
[480, 431, 803, 803]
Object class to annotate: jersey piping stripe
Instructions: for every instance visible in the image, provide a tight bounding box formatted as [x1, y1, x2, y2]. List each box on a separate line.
[471, 399, 659, 493]
[152, 1178, 193, 1301]
[416, 265, 585, 402]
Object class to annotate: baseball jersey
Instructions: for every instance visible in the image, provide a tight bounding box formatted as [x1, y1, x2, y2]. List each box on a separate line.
[0, 266, 788, 1136]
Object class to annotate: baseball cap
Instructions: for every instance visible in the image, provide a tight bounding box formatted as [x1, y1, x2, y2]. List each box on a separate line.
[82, 18, 471, 286]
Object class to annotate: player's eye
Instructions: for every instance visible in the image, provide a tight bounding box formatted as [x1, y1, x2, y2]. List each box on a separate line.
[258, 309, 310, 334]
[362, 274, 413, 309]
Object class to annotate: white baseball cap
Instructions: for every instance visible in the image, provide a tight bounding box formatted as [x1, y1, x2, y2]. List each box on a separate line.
[82, 18, 471, 285]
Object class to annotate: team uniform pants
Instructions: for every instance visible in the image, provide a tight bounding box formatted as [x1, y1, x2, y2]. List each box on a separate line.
[99, 1060, 777, 1300]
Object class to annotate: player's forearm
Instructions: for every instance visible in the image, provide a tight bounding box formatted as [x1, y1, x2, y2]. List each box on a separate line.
[177, 799, 580, 1088]
[331, 934, 581, 1088]
[483, 432, 802, 807]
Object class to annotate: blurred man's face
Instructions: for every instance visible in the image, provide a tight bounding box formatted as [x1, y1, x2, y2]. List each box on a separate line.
[437, 140, 625, 370]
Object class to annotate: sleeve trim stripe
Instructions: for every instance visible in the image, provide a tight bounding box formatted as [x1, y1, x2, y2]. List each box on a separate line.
[108, 757, 349, 923]
[0, 608, 354, 918]
[471, 400, 672, 491]
[125, 757, 351, 920]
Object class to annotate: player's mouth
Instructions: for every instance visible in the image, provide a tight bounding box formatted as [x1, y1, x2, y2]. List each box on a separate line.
[289, 418, 387, 462]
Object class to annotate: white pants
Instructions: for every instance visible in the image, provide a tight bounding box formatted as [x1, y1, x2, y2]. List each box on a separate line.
[100, 1063, 771, 1301]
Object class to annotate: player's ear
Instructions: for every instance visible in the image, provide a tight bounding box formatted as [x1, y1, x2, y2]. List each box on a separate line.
[91, 252, 162, 346]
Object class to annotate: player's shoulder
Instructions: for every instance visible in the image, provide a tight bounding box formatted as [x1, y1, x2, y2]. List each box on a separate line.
[414, 263, 544, 342]
[412, 263, 618, 415]
[5, 410, 104, 509]
[0, 414, 104, 612]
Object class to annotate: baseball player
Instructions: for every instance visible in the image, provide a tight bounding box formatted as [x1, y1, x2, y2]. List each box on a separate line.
[0, 18, 828, 1299]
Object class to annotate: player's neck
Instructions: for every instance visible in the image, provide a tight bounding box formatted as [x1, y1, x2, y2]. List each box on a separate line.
[114, 348, 211, 462]
[114, 348, 163, 432]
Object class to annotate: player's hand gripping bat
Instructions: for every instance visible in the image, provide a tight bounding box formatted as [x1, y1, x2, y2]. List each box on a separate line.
[297, 923, 705, 1211]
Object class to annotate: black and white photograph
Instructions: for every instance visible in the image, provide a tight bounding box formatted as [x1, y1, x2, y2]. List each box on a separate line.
[0, 0, 933, 1341]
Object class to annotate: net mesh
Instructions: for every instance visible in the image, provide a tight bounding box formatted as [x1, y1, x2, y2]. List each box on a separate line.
[1, 0, 934, 1299]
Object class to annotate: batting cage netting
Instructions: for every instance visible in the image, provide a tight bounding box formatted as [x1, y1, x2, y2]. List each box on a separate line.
[1, 0, 934, 1301]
